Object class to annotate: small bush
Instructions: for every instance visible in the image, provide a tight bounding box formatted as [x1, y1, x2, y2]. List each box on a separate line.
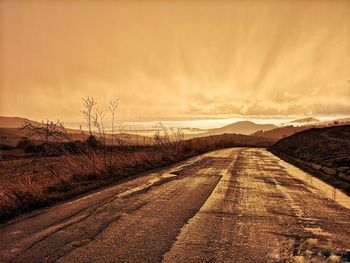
[63, 141, 87, 154]
[86, 135, 101, 149]
[16, 137, 34, 149]
[0, 144, 13, 150]
[24, 143, 40, 153]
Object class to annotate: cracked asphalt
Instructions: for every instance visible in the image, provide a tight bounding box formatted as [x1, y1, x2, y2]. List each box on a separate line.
[0, 148, 349, 262]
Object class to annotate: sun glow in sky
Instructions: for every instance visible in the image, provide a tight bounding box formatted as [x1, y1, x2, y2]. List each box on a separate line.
[0, 0, 349, 128]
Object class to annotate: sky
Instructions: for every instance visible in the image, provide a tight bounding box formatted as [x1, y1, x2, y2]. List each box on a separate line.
[0, 0, 349, 128]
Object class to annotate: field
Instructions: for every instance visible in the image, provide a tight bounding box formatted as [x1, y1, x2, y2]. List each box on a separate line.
[0, 132, 273, 221]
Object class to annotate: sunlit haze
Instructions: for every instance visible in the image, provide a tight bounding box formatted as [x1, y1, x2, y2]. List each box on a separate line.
[0, 0, 349, 129]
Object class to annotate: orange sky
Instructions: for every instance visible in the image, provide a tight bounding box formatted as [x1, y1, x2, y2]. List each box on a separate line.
[0, 0, 349, 124]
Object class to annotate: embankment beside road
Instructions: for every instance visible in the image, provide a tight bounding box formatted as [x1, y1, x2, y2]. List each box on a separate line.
[269, 124, 350, 194]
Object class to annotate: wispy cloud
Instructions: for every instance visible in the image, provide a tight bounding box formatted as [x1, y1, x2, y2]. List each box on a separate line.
[0, 0, 349, 122]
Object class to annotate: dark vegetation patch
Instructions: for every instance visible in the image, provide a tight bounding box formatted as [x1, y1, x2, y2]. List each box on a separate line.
[269, 125, 350, 194]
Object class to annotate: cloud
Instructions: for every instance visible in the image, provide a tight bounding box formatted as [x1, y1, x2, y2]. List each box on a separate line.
[0, 0, 349, 123]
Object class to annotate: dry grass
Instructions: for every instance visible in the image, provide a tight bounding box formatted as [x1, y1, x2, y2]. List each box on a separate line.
[0, 133, 272, 221]
[0, 97, 273, 221]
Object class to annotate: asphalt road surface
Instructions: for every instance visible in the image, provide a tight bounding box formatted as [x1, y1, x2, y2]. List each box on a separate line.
[0, 148, 349, 262]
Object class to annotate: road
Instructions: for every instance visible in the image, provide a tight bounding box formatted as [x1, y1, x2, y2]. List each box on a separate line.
[0, 148, 349, 262]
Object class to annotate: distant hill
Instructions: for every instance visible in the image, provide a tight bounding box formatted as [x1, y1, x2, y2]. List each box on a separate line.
[253, 125, 311, 140]
[290, 117, 320, 123]
[282, 117, 320, 126]
[254, 116, 350, 141]
[319, 117, 350, 126]
[190, 133, 275, 149]
[0, 116, 82, 133]
[0, 116, 42, 128]
[283, 116, 350, 127]
[335, 117, 350, 123]
[186, 121, 276, 139]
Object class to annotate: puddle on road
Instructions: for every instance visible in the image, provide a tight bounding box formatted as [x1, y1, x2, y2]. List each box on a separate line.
[66, 149, 237, 206]
[117, 171, 180, 198]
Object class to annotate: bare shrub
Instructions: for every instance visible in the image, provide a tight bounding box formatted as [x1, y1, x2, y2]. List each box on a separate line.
[82, 96, 97, 136]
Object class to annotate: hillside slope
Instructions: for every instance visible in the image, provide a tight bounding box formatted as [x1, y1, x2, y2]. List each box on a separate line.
[253, 125, 311, 140]
[0, 116, 42, 128]
[270, 125, 350, 192]
[186, 121, 276, 139]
